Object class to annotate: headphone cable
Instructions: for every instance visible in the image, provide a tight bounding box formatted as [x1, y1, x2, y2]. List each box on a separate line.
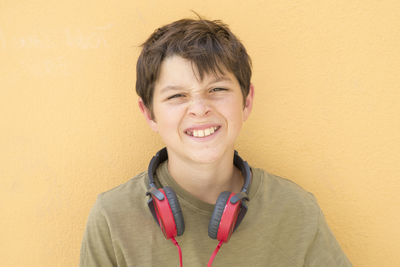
[207, 240, 224, 267]
[171, 237, 224, 267]
[171, 237, 183, 267]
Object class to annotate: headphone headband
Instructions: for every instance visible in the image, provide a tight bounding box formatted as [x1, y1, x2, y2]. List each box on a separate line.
[148, 147, 168, 188]
[148, 147, 251, 196]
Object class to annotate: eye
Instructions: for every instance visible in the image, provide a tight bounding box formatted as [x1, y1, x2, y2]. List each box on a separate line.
[167, 93, 185, 100]
[210, 87, 227, 93]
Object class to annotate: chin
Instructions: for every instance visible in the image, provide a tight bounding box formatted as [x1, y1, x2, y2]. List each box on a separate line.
[189, 155, 219, 164]
[185, 146, 231, 165]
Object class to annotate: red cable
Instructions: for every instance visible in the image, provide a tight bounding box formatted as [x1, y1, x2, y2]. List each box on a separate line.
[171, 237, 224, 267]
[207, 240, 224, 267]
[171, 237, 183, 267]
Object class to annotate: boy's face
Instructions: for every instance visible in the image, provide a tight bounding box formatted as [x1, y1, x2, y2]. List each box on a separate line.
[139, 55, 254, 164]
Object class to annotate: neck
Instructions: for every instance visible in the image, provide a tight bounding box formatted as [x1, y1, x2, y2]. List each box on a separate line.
[167, 150, 244, 204]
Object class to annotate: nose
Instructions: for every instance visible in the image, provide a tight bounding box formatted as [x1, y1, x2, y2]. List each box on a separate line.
[188, 97, 211, 117]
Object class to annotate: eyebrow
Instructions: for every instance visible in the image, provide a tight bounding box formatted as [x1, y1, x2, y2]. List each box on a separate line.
[159, 76, 233, 94]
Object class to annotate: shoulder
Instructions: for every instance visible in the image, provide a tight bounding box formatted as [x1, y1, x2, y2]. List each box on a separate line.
[253, 168, 319, 207]
[94, 171, 149, 216]
[247, 169, 322, 260]
[248, 168, 352, 266]
[252, 168, 317, 201]
[250, 167, 321, 228]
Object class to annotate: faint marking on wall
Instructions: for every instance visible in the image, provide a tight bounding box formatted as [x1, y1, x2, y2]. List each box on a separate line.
[20, 55, 68, 77]
[0, 24, 112, 50]
[18, 32, 56, 48]
[1, 24, 113, 76]
[65, 25, 110, 49]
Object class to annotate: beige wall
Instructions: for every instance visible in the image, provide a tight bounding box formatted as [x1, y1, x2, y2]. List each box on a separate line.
[1, 1, 399, 266]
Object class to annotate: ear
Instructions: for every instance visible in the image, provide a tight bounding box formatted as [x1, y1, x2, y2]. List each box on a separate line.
[138, 98, 158, 132]
[243, 83, 254, 121]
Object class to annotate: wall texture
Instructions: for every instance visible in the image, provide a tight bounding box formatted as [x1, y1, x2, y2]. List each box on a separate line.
[1, 1, 399, 266]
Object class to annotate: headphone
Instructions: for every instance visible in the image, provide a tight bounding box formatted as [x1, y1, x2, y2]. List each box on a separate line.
[146, 147, 251, 244]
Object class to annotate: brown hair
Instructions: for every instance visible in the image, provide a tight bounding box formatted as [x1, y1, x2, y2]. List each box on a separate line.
[136, 17, 252, 116]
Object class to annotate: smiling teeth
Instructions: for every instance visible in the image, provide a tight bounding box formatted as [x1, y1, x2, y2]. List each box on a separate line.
[191, 127, 217, 137]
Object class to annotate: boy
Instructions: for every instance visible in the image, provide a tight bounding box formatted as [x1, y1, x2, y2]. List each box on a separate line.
[80, 17, 352, 266]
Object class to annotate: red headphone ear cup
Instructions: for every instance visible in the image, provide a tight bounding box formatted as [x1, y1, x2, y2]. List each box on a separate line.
[208, 191, 231, 239]
[152, 188, 178, 239]
[163, 186, 185, 236]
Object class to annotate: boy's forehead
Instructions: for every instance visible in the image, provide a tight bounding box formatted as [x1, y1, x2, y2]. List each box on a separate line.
[155, 55, 236, 91]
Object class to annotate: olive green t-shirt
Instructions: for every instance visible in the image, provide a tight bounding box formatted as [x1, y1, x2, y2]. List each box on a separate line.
[80, 162, 352, 266]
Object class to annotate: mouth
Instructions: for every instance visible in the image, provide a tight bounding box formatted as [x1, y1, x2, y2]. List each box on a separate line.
[184, 126, 221, 138]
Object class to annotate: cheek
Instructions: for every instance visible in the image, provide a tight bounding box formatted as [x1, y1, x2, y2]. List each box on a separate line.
[154, 106, 184, 131]
[228, 106, 246, 134]
[219, 97, 244, 119]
